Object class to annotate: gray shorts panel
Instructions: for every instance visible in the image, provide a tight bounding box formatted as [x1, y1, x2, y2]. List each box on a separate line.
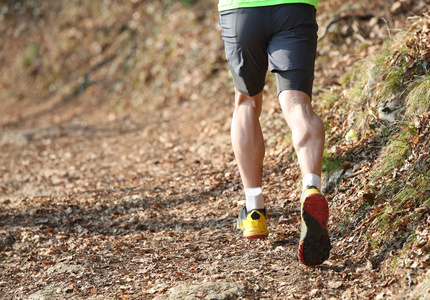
[220, 3, 318, 97]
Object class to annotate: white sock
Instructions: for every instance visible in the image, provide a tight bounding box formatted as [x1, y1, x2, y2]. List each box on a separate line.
[302, 173, 321, 192]
[244, 187, 264, 211]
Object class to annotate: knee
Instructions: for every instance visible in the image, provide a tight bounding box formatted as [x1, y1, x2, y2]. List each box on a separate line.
[235, 90, 263, 115]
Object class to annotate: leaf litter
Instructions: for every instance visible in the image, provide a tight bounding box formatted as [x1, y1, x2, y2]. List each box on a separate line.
[1, 0, 430, 299]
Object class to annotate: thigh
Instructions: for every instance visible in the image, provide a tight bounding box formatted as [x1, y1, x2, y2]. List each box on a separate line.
[268, 4, 318, 98]
[220, 8, 270, 96]
[268, 4, 318, 73]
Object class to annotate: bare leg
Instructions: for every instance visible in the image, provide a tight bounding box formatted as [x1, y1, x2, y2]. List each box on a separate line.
[231, 89, 265, 189]
[278, 90, 325, 178]
[280, 91, 331, 266]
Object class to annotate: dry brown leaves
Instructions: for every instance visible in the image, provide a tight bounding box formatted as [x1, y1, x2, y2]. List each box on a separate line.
[1, 0, 430, 299]
[389, 12, 430, 79]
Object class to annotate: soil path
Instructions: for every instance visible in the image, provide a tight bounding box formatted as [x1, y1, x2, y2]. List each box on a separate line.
[0, 79, 408, 300]
[0, 1, 427, 298]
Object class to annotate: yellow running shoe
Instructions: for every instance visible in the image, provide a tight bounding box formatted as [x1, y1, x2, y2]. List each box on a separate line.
[298, 185, 331, 266]
[237, 207, 268, 239]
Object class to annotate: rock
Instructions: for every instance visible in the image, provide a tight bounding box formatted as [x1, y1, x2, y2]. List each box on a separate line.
[0, 126, 62, 146]
[46, 262, 84, 275]
[27, 264, 83, 299]
[323, 169, 344, 194]
[312, 277, 324, 289]
[327, 281, 343, 289]
[131, 195, 143, 201]
[278, 216, 298, 225]
[422, 255, 430, 268]
[153, 281, 245, 300]
[147, 283, 170, 294]
[28, 284, 67, 300]
[309, 289, 321, 297]
[5, 232, 16, 247]
[378, 98, 402, 123]
[403, 269, 430, 300]
[0, 232, 16, 252]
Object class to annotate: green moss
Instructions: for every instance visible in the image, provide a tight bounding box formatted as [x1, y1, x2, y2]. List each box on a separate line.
[322, 152, 342, 176]
[181, 0, 198, 7]
[406, 75, 430, 117]
[373, 125, 413, 179]
[17, 43, 40, 68]
[339, 64, 359, 86]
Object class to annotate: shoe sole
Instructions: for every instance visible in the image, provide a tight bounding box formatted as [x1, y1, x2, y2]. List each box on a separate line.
[298, 193, 331, 266]
[237, 220, 268, 239]
[243, 233, 268, 239]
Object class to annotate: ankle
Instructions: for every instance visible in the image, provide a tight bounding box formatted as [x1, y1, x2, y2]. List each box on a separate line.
[302, 173, 321, 192]
[245, 187, 264, 211]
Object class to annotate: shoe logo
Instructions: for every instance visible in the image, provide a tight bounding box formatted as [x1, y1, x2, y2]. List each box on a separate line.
[251, 211, 261, 220]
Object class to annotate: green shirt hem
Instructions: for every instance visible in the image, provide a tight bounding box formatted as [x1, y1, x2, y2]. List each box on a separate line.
[218, 0, 319, 11]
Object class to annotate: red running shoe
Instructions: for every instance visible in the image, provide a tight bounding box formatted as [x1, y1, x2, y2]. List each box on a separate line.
[298, 185, 331, 266]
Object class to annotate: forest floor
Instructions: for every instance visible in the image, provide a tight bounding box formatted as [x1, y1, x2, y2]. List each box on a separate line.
[1, 0, 429, 299]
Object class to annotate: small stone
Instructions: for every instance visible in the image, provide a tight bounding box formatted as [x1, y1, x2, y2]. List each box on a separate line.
[312, 277, 324, 288]
[63, 284, 74, 293]
[422, 255, 430, 267]
[328, 281, 343, 289]
[131, 195, 143, 201]
[390, 1, 403, 14]
[309, 289, 321, 297]
[278, 216, 298, 225]
[153, 281, 244, 300]
[365, 260, 374, 270]
[411, 260, 419, 269]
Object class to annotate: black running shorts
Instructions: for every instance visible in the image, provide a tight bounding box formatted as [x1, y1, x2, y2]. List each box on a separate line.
[220, 3, 318, 98]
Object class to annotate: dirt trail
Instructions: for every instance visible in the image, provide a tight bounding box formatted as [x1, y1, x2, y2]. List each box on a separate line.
[1, 1, 429, 299]
[0, 72, 408, 300]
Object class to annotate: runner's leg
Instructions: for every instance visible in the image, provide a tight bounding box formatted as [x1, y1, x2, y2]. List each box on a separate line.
[278, 90, 325, 179]
[233, 88, 268, 239]
[231, 89, 264, 189]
